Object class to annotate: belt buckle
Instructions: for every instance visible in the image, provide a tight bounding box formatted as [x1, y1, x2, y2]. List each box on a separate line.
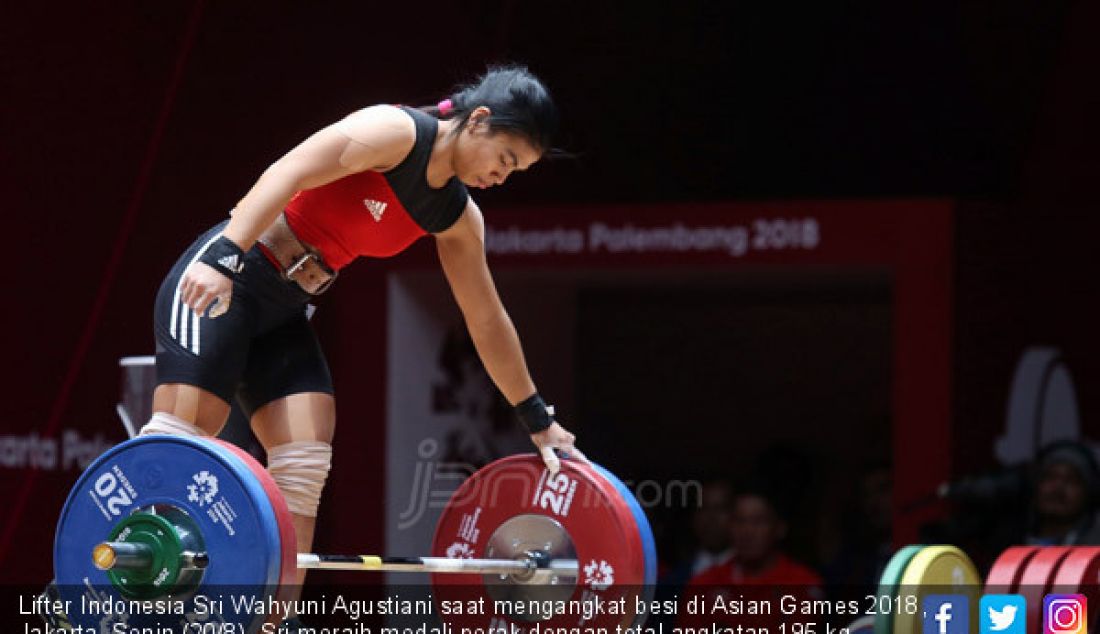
[285, 252, 315, 280]
[284, 252, 336, 294]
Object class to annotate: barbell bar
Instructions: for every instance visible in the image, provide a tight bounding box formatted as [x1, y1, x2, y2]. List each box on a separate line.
[92, 539, 578, 577]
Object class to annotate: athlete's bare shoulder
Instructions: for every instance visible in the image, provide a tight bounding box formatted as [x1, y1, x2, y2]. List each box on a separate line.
[331, 105, 417, 171]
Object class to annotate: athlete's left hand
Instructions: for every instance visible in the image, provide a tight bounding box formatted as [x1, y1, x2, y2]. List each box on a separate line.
[530, 422, 588, 475]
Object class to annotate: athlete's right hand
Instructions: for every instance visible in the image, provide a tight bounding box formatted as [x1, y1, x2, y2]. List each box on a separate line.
[180, 261, 234, 318]
[530, 422, 588, 476]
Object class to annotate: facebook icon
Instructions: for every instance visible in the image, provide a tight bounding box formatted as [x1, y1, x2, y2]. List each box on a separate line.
[923, 595, 970, 634]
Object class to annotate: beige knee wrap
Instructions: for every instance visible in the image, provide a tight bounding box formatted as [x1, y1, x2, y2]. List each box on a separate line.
[138, 412, 207, 437]
[267, 441, 332, 518]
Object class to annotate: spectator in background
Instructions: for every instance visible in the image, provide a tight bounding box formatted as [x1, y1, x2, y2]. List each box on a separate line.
[667, 479, 736, 580]
[754, 443, 818, 563]
[930, 439, 1100, 571]
[651, 480, 735, 629]
[1026, 439, 1100, 544]
[822, 464, 892, 598]
[677, 485, 823, 630]
[690, 480, 737, 574]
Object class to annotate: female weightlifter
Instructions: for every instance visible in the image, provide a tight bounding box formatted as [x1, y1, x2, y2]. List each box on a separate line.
[143, 65, 585, 628]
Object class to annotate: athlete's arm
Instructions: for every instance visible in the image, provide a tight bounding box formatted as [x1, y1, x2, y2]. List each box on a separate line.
[222, 105, 414, 249]
[435, 199, 535, 403]
[435, 199, 586, 472]
[181, 106, 413, 316]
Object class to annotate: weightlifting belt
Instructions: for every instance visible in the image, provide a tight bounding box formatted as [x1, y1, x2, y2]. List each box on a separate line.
[257, 212, 337, 295]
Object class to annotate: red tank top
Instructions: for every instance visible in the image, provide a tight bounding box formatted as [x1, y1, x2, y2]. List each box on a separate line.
[283, 106, 468, 270]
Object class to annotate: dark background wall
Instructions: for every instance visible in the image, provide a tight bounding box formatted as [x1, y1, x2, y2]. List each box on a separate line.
[3, 0, 1099, 581]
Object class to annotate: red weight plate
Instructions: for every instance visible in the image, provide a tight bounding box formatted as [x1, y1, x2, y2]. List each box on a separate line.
[1051, 547, 1100, 590]
[432, 455, 645, 631]
[1018, 546, 1073, 634]
[986, 546, 1041, 593]
[1051, 547, 1100, 629]
[212, 440, 299, 622]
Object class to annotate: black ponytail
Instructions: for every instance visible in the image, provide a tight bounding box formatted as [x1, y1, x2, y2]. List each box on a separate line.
[424, 64, 560, 155]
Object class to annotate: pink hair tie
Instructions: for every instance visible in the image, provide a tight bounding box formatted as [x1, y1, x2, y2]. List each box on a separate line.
[437, 99, 454, 116]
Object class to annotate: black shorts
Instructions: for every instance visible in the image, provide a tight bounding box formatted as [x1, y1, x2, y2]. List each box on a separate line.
[153, 220, 334, 414]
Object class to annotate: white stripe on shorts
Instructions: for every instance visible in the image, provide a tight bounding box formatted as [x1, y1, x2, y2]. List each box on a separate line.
[170, 231, 224, 356]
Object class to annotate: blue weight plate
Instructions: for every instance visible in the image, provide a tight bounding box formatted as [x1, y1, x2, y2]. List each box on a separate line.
[589, 462, 658, 627]
[54, 436, 281, 632]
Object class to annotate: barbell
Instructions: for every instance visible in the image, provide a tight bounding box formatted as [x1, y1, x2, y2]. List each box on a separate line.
[51, 435, 657, 632]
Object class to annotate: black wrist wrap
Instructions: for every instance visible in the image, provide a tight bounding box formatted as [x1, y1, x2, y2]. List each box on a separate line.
[515, 393, 554, 434]
[199, 235, 246, 278]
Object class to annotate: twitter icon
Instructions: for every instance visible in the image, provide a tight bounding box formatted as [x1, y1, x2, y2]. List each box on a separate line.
[981, 595, 1026, 634]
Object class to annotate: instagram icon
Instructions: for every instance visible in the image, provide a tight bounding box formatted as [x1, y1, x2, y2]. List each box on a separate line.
[1044, 595, 1087, 634]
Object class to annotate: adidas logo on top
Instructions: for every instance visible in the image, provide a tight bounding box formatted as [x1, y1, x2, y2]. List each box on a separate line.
[218, 254, 243, 273]
[364, 199, 387, 222]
